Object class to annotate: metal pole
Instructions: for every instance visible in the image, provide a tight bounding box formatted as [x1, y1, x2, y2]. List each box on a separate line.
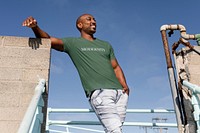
[45, 108, 50, 133]
[48, 108, 175, 113]
[48, 120, 178, 127]
[160, 30, 184, 133]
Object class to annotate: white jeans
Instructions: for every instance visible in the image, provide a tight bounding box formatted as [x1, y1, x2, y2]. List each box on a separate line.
[89, 89, 129, 133]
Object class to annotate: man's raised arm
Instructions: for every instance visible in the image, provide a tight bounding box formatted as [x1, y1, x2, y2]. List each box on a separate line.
[22, 16, 64, 51]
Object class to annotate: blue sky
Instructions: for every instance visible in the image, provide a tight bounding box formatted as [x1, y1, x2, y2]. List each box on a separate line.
[1, 0, 200, 132]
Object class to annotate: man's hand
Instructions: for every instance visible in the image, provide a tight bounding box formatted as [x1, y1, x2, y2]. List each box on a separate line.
[22, 16, 37, 28]
[123, 87, 130, 95]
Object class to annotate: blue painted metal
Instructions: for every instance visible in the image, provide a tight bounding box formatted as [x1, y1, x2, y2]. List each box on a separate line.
[17, 79, 46, 133]
[47, 120, 177, 127]
[182, 80, 200, 133]
[47, 108, 175, 113]
[183, 80, 200, 94]
[46, 108, 177, 133]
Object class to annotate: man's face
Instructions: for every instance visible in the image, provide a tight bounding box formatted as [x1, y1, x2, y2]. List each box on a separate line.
[78, 14, 96, 34]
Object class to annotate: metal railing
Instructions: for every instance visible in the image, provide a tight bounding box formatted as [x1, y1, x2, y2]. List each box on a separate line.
[182, 80, 200, 133]
[17, 79, 46, 133]
[46, 108, 177, 133]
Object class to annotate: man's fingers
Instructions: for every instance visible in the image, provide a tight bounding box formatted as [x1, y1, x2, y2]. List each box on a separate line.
[122, 88, 130, 95]
[22, 16, 37, 28]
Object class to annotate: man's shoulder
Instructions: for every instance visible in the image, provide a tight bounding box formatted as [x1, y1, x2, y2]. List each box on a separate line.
[61, 37, 83, 44]
[61, 37, 79, 41]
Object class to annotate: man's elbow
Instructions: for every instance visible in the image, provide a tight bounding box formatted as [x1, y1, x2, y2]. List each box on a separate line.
[51, 44, 64, 52]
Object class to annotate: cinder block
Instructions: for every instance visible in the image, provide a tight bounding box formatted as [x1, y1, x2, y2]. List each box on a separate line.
[3, 36, 51, 48]
[0, 81, 21, 93]
[0, 47, 24, 58]
[23, 48, 51, 59]
[19, 93, 34, 107]
[0, 47, 50, 58]
[0, 121, 20, 133]
[0, 93, 20, 107]
[0, 108, 22, 120]
[3, 36, 29, 47]
[188, 54, 200, 65]
[188, 65, 200, 75]
[0, 56, 23, 68]
[0, 56, 50, 69]
[20, 82, 37, 93]
[190, 74, 200, 86]
[0, 36, 4, 47]
[23, 58, 50, 69]
[0, 68, 23, 81]
[22, 69, 49, 82]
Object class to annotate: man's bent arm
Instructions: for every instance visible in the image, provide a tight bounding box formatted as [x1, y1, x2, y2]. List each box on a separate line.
[22, 16, 64, 51]
[32, 26, 50, 38]
[111, 58, 130, 95]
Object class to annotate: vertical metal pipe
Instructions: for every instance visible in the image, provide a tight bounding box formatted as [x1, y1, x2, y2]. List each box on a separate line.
[167, 68, 184, 132]
[161, 31, 173, 68]
[161, 30, 184, 133]
[45, 108, 50, 133]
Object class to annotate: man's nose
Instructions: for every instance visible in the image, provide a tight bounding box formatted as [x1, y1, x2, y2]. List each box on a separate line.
[91, 19, 96, 24]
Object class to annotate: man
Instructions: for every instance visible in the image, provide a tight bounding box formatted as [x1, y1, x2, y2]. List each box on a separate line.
[22, 14, 130, 133]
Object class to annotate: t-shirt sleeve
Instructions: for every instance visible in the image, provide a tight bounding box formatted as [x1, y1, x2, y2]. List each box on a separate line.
[109, 45, 116, 60]
[61, 37, 74, 53]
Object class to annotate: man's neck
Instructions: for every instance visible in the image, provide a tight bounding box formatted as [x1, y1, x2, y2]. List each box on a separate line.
[81, 33, 95, 41]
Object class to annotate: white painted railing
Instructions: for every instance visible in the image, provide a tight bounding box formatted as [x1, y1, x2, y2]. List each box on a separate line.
[17, 79, 46, 133]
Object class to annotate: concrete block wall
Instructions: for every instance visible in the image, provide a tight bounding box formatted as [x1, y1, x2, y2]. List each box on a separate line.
[176, 46, 200, 86]
[175, 46, 200, 132]
[0, 36, 51, 133]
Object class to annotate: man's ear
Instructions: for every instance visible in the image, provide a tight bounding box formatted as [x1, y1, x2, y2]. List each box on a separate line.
[77, 23, 82, 29]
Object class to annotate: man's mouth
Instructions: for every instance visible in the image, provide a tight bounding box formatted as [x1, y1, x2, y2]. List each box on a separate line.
[91, 25, 96, 28]
[91, 25, 96, 30]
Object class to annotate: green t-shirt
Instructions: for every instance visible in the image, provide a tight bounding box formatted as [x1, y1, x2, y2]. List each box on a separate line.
[61, 37, 123, 97]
